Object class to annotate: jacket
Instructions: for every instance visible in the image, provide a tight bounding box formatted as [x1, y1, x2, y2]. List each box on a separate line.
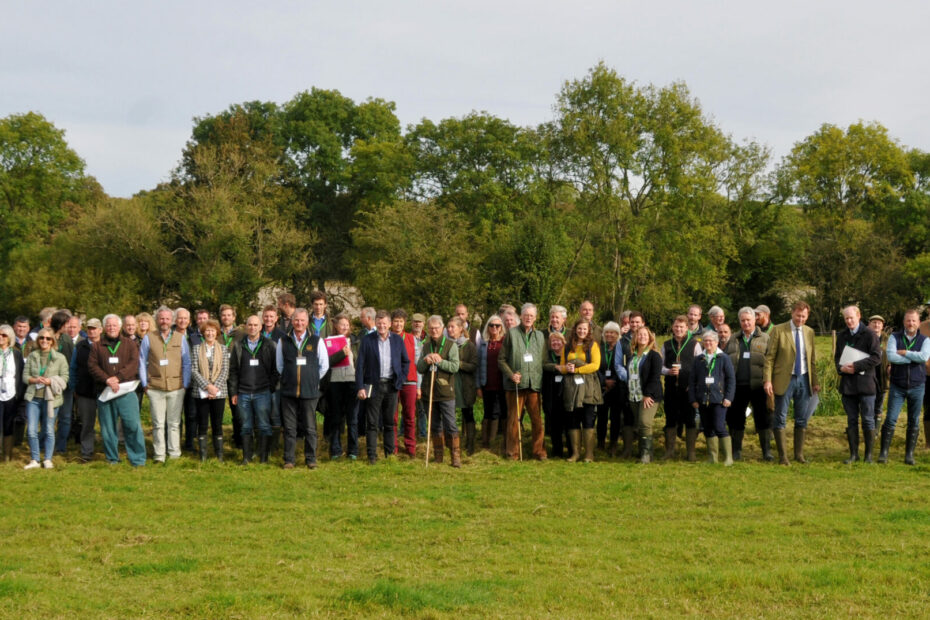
[355, 331, 410, 393]
[498, 326, 546, 391]
[416, 336, 460, 402]
[191, 343, 230, 399]
[688, 350, 736, 406]
[23, 349, 70, 407]
[454, 339, 478, 408]
[725, 327, 769, 389]
[88, 335, 140, 396]
[228, 335, 279, 395]
[834, 322, 881, 396]
[763, 321, 819, 396]
[628, 350, 663, 402]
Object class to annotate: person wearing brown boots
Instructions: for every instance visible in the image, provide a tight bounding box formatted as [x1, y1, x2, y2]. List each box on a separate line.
[447, 317, 478, 457]
[417, 316, 461, 467]
[560, 319, 603, 462]
[0, 325, 24, 463]
[478, 316, 507, 453]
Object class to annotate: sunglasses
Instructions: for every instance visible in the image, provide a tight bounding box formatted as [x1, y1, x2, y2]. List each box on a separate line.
[37, 337, 53, 342]
[489, 324, 503, 328]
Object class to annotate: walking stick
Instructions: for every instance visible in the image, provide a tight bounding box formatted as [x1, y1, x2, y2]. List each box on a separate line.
[514, 378, 523, 461]
[425, 368, 436, 468]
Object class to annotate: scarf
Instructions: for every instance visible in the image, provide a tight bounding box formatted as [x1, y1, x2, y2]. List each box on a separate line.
[198, 341, 223, 385]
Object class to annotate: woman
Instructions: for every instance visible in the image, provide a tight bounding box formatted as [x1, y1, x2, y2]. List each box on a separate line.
[542, 331, 568, 458]
[448, 317, 478, 456]
[627, 326, 663, 464]
[0, 325, 25, 463]
[560, 319, 603, 462]
[135, 312, 153, 341]
[597, 322, 625, 456]
[478, 315, 507, 452]
[326, 314, 359, 460]
[191, 319, 230, 462]
[689, 329, 736, 465]
[22, 328, 69, 469]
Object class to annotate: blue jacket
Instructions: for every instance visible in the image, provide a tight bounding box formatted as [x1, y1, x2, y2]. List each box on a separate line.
[688, 351, 736, 406]
[355, 331, 410, 393]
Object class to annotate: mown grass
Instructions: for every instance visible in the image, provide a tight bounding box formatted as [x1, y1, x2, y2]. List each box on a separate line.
[3, 413, 930, 619]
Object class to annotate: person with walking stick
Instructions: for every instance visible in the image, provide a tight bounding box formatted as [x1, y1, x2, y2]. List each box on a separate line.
[417, 315, 461, 466]
[498, 303, 548, 461]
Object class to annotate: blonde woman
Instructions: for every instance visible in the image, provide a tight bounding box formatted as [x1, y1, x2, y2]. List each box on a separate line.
[191, 319, 230, 462]
[22, 328, 69, 469]
[627, 326, 663, 464]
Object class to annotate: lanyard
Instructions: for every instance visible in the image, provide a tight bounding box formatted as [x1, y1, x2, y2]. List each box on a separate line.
[311, 317, 326, 335]
[222, 331, 234, 347]
[247, 339, 262, 356]
[38, 351, 52, 376]
[706, 354, 717, 376]
[430, 336, 446, 355]
[106, 341, 121, 357]
[671, 333, 692, 360]
[162, 331, 173, 355]
[0, 350, 8, 376]
[605, 347, 614, 370]
[523, 328, 533, 348]
[742, 334, 752, 349]
[905, 334, 918, 351]
[630, 353, 641, 372]
[294, 332, 308, 355]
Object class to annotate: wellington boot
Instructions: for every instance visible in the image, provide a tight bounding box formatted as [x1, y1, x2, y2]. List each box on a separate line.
[720, 436, 733, 466]
[258, 435, 270, 464]
[843, 426, 859, 464]
[731, 429, 744, 461]
[793, 426, 807, 464]
[481, 421, 491, 449]
[904, 426, 919, 465]
[198, 436, 208, 463]
[270, 426, 281, 457]
[431, 433, 444, 463]
[583, 428, 596, 463]
[685, 428, 697, 462]
[213, 436, 224, 462]
[567, 429, 582, 462]
[863, 428, 875, 463]
[606, 437, 618, 458]
[925, 423, 930, 450]
[773, 428, 790, 466]
[464, 422, 476, 456]
[241, 434, 253, 466]
[2, 435, 12, 463]
[759, 429, 774, 462]
[639, 436, 653, 464]
[878, 425, 892, 463]
[450, 433, 462, 468]
[487, 419, 499, 451]
[707, 436, 719, 464]
[664, 428, 677, 459]
[621, 426, 635, 459]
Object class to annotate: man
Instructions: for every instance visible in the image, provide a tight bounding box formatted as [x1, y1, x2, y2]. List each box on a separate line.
[359, 307, 376, 336]
[755, 305, 775, 335]
[174, 307, 200, 451]
[356, 310, 410, 464]
[920, 314, 930, 449]
[879, 309, 930, 465]
[276, 293, 297, 333]
[417, 315, 461, 466]
[30, 307, 57, 340]
[139, 306, 191, 463]
[725, 307, 772, 461]
[763, 300, 820, 465]
[391, 309, 420, 457]
[621, 311, 646, 351]
[261, 304, 286, 455]
[707, 306, 726, 333]
[219, 304, 246, 447]
[834, 306, 881, 463]
[455, 304, 482, 347]
[868, 315, 888, 429]
[545, 306, 568, 338]
[121, 314, 139, 343]
[308, 290, 332, 338]
[49, 310, 76, 454]
[686, 305, 703, 335]
[12, 316, 30, 352]
[70, 318, 102, 462]
[502, 309, 518, 330]
[661, 316, 703, 461]
[498, 303, 547, 460]
[88, 314, 146, 466]
[11, 316, 30, 447]
[65, 316, 83, 344]
[579, 300, 602, 343]
[411, 313, 429, 439]
[229, 315, 279, 464]
[194, 308, 210, 335]
[717, 323, 732, 353]
[275, 308, 329, 469]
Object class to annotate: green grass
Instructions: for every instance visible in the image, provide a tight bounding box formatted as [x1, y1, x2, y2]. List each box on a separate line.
[3, 414, 930, 618]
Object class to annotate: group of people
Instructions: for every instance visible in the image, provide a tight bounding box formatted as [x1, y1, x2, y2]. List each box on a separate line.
[1, 293, 928, 470]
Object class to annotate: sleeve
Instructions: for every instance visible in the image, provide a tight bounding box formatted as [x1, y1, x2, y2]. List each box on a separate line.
[612, 348, 628, 381]
[190, 346, 208, 391]
[354, 339, 367, 392]
[438, 341, 460, 374]
[687, 358, 699, 404]
[227, 343, 240, 396]
[398, 337, 410, 383]
[497, 333, 515, 380]
[763, 328, 779, 382]
[576, 342, 600, 374]
[852, 332, 881, 373]
[723, 355, 736, 402]
[478, 343, 488, 387]
[660, 345, 670, 376]
[214, 347, 230, 391]
[69, 346, 79, 393]
[899, 337, 930, 364]
[116, 340, 140, 383]
[87, 344, 109, 384]
[458, 343, 477, 373]
[138, 336, 150, 387]
[317, 340, 329, 380]
[182, 337, 192, 389]
[276, 340, 284, 375]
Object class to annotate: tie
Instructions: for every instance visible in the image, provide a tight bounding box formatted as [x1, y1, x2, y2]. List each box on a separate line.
[794, 327, 802, 375]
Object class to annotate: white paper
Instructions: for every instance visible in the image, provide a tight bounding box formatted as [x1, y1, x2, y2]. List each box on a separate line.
[98, 380, 140, 403]
[805, 393, 820, 418]
[838, 345, 869, 366]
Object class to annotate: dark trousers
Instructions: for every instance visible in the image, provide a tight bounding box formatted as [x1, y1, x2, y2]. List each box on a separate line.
[699, 403, 728, 438]
[0, 398, 16, 436]
[842, 394, 876, 431]
[728, 384, 770, 432]
[364, 380, 398, 461]
[196, 398, 225, 438]
[483, 389, 506, 421]
[665, 385, 696, 429]
[183, 388, 198, 449]
[571, 403, 596, 429]
[596, 386, 623, 443]
[546, 394, 569, 457]
[326, 382, 359, 458]
[228, 394, 241, 447]
[76, 395, 98, 460]
[282, 395, 320, 465]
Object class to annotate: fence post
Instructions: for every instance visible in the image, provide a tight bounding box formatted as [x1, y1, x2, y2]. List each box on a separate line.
[831, 330, 836, 357]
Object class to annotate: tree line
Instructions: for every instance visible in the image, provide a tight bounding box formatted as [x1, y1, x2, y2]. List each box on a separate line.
[2, 62, 928, 331]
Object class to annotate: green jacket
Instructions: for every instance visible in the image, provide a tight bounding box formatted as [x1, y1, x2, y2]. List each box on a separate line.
[725, 327, 770, 389]
[23, 349, 70, 407]
[498, 325, 546, 391]
[454, 339, 478, 408]
[416, 337, 460, 402]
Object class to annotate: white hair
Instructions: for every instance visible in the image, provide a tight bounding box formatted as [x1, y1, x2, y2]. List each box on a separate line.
[103, 313, 122, 328]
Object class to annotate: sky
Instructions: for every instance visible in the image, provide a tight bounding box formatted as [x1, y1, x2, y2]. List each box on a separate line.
[2, 1, 928, 198]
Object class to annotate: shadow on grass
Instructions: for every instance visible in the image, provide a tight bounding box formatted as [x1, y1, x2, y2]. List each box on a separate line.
[341, 578, 499, 612]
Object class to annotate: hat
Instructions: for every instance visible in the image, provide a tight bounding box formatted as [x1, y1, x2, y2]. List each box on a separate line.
[868, 315, 885, 324]
[754, 304, 771, 315]
[86, 318, 102, 329]
[411, 313, 426, 322]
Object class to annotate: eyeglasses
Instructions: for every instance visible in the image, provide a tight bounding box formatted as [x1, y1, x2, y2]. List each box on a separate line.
[0, 334, 7, 338]
[37, 337, 52, 342]
[489, 324, 502, 328]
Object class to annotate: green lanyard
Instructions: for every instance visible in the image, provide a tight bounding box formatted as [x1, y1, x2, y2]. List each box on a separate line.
[706, 354, 717, 376]
[163, 331, 173, 355]
[605, 347, 614, 370]
[1, 350, 8, 376]
[294, 333, 308, 356]
[905, 335, 917, 351]
[430, 336, 446, 356]
[247, 339, 262, 357]
[523, 328, 533, 348]
[106, 341, 121, 357]
[311, 318, 326, 335]
[630, 353, 641, 373]
[742, 334, 752, 349]
[38, 352, 52, 376]
[223, 331, 234, 347]
[671, 333, 692, 360]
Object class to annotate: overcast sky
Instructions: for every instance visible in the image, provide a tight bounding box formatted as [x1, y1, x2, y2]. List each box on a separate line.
[3, 1, 927, 197]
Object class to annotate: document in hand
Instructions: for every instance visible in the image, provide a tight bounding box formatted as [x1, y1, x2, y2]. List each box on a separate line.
[324, 335, 350, 368]
[98, 380, 141, 402]
[838, 345, 870, 366]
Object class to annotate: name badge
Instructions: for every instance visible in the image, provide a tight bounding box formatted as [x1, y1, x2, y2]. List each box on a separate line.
[159, 359, 170, 366]
[574, 376, 584, 385]
[249, 359, 259, 367]
[630, 373, 638, 381]
[605, 370, 612, 377]
[555, 375, 563, 383]
[296, 357, 307, 366]
[523, 353, 533, 363]
[705, 377, 715, 385]
[108, 356, 119, 364]
[742, 352, 751, 359]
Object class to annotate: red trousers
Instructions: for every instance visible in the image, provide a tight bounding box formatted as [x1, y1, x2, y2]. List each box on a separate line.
[395, 384, 418, 456]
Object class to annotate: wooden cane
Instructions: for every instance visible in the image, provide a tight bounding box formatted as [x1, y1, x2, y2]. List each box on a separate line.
[515, 380, 523, 461]
[425, 368, 436, 468]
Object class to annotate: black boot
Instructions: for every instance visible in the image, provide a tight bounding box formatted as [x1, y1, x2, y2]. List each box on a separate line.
[863, 428, 875, 463]
[731, 429, 744, 461]
[843, 426, 859, 464]
[241, 434, 253, 465]
[759, 429, 774, 462]
[270, 426, 281, 457]
[198, 435, 208, 463]
[905, 425, 919, 465]
[464, 422, 476, 456]
[213, 436, 224, 462]
[878, 425, 892, 463]
[639, 436, 653, 464]
[259, 435, 270, 463]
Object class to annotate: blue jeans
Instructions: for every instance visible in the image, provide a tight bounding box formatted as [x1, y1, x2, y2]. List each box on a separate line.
[842, 394, 875, 431]
[237, 391, 272, 437]
[773, 374, 812, 429]
[26, 399, 57, 462]
[883, 384, 925, 433]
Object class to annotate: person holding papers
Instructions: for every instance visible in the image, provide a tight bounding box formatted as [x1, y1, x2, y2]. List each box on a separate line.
[325, 314, 358, 460]
[88, 314, 145, 467]
[834, 306, 881, 463]
[878, 309, 930, 465]
[191, 319, 230, 462]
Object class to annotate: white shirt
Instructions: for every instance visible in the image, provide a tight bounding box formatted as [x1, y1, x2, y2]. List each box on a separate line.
[791, 321, 807, 375]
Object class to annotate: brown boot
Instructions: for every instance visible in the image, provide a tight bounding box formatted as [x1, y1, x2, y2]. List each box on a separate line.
[431, 433, 444, 463]
[464, 422, 476, 456]
[567, 429, 581, 462]
[2, 435, 12, 463]
[583, 428, 596, 463]
[664, 427, 677, 459]
[448, 433, 461, 468]
[481, 421, 491, 449]
[621, 426, 635, 459]
[685, 428, 697, 462]
[793, 426, 807, 464]
[773, 428, 790, 466]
